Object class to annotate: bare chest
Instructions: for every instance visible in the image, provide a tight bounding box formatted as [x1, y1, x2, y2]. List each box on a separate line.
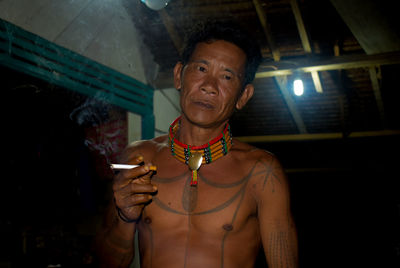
[140, 165, 258, 236]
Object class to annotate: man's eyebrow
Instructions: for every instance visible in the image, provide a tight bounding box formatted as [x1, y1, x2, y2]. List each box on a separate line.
[189, 59, 242, 78]
[190, 59, 209, 65]
[224, 68, 236, 76]
[224, 67, 242, 78]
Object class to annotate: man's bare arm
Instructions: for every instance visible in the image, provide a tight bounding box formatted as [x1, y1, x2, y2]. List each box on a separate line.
[256, 155, 299, 268]
[95, 203, 137, 268]
[95, 149, 157, 267]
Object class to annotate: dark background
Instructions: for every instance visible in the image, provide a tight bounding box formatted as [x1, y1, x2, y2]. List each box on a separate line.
[1, 64, 399, 267]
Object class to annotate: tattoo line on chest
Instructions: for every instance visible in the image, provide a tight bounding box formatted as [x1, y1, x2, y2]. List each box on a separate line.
[153, 170, 251, 216]
[152, 158, 281, 215]
[142, 160, 281, 267]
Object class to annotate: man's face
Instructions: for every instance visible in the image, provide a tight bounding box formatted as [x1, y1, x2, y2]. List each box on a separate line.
[174, 40, 254, 128]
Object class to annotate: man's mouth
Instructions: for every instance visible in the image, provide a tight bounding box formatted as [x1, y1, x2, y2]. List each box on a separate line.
[192, 101, 215, 109]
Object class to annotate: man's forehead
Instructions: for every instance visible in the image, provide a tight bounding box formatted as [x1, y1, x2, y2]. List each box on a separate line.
[190, 40, 247, 68]
[194, 39, 246, 56]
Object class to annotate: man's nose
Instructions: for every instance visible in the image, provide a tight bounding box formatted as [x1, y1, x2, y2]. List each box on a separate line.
[200, 75, 218, 95]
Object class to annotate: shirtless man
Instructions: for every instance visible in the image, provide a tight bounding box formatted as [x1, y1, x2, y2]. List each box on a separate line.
[95, 22, 298, 268]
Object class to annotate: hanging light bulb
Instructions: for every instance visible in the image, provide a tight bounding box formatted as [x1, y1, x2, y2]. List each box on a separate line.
[141, 0, 171, 10]
[293, 79, 304, 96]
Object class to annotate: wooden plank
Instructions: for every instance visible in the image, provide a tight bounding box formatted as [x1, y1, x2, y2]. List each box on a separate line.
[275, 76, 307, 133]
[310, 70, 323, 93]
[155, 52, 400, 88]
[290, 0, 323, 93]
[290, 0, 311, 53]
[253, 0, 280, 61]
[236, 130, 400, 143]
[256, 52, 400, 78]
[368, 66, 386, 127]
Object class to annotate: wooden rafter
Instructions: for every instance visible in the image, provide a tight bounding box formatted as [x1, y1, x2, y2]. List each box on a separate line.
[290, 0, 323, 93]
[368, 66, 386, 127]
[253, 0, 280, 61]
[237, 130, 400, 143]
[290, 0, 311, 53]
[256, 52, 400, 78]
[155, 52, 400, 88]
[253, 0, 307, 134]
[275, 76, 307, 133]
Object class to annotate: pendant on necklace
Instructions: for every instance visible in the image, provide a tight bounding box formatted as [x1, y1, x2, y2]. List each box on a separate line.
[188, 153, 203, 186]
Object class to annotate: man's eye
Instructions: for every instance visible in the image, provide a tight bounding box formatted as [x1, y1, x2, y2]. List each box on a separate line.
[224, 75, 232, 80]
[197, 66, 206, 72]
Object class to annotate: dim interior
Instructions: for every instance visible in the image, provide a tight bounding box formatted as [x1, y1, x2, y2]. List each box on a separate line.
[1, 0, 400, 267]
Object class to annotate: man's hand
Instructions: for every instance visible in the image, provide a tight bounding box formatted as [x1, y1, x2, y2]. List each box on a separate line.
[112, 156, 157, 222]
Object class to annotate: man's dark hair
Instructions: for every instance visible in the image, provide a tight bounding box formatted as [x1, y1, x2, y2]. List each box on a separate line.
[181, 20, 262, 87]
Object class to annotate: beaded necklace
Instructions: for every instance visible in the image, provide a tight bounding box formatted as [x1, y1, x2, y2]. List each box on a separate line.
[168, 116, 233, 186]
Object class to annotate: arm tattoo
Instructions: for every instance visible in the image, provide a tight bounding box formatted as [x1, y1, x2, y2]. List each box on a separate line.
[251, 158, 284, 192]
[267, 231, 297, 268]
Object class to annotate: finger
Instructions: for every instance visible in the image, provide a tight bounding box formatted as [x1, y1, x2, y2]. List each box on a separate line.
[129, 182, 157, 194]
[116, 182, 157, 199]
[117, 193, 153, 209]
[113, 164, 153, 190]
[121, 154, 144, 166]
[134, 163, 157, 184]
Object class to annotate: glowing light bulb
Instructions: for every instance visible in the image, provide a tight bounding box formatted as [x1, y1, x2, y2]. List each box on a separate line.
[293, 79, 304, 96]
[141, 0, 171, 10]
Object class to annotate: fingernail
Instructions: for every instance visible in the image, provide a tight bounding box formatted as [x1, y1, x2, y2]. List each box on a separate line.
[137, 155, 144, 161]
[144, 165, 149, 172]
[153, 185, 158, 191]
[148, 195, 153, 199]
[149, 165, 157, 171]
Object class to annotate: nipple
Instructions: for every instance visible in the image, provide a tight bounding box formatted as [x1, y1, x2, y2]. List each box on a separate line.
[222, 224, 233, 232]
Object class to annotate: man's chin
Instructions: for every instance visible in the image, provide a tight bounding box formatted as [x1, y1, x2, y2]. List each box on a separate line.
[183, 113, 228, 129]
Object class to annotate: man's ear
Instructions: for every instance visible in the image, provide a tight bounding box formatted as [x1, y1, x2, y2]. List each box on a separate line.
[173, 62, 184, 90]
[236, 84, 254, 110]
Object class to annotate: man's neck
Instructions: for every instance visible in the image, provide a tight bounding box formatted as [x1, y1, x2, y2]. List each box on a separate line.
[176, 117, 228, 146]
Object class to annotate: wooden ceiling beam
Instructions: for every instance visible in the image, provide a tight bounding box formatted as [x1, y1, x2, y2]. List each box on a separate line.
[154, 52, 400, 88]
[253, 0, 308, 134]
[290, 0, 311, 53]
[256, 52, 400, 78]
[368, 66, 386, 127]
[237, 129, 400, 143]
[290, 0, 323, 93]
[275, 76, 307, 133]
[253, 0, 280, 61]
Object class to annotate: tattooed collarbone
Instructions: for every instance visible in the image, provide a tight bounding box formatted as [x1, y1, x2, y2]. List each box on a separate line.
[152, 166, 254, 216]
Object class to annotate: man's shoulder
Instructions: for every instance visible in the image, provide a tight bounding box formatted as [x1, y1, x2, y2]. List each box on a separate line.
[120, 135, 169, 162]
[231, 138, 277, 164]
[127, 135, 168, 149]
[232, 140, 289, 200]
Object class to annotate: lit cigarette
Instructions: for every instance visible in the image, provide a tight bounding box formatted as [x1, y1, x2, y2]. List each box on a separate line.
[110, 164, 157, 171]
